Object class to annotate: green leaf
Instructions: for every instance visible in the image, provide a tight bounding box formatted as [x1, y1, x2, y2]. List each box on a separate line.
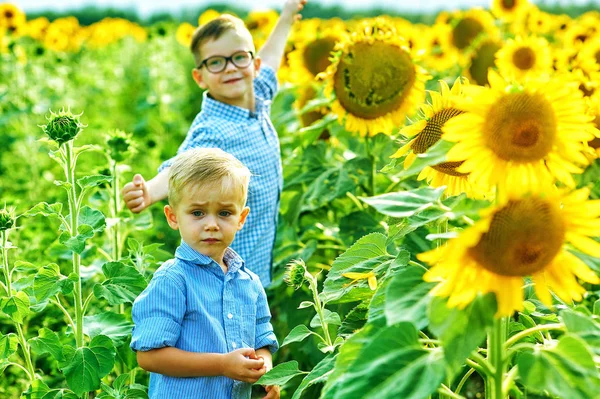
[59, 224, 94, 254]
[518, 334, 600, 399]
[93, 261, 147, 305]
[321, 233, 392, 304]
[310, 309, 342, 328]
[255, 361, 306, 386]
[28, 328, 64, 362]
[1, 291, 30, 323]
[23, 202, 63, 218]
[83, 312, 134, 347]
[78, 206, 106, 233]
[428, 294, 496, 370]
[360, 187, 446, 219]
[561, 309, 600, 355]
[60, 335, 116, 396]
[34, 263, 74, 303]
[297, 113, 337, 146]
[291, 354, 336, 399]
[321, 322, 445, 399]
[385, 265, 435, 330]
[397, 140, 455, 178]
[54, 180, 73, 190]
[282, 324, 317, 347]
[0, 332, 18, 359]
[77, 175, 113, 191]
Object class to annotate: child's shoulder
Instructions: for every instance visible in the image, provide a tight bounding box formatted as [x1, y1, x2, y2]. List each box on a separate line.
[151, 258, 188, 284]
[236, 265, 263, 287]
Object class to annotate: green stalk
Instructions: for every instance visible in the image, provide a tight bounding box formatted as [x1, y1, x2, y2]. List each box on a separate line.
[487, 317, 507, 399]
[1, 230, 35, 381]
[307, 274, 333, 348]
[111, 160, 121, 261]
[65, 142, 84, 348]
[365, 135, 376, 196]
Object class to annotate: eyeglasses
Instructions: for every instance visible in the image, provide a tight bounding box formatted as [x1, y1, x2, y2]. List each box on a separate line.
[197, 51, 254, 73]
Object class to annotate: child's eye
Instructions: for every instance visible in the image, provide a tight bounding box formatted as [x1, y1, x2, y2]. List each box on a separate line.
[219, 210, 232, 217]
[192, 211, 204, 217]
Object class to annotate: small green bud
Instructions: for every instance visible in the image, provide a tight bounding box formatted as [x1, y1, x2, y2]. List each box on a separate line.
[106, 129, 135, 162]
[0, 208, 15, 231]
[284, 259, 308, 290]
[40, 108, 85, 146]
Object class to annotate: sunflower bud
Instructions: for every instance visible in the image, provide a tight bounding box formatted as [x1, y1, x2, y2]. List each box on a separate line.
[284, 259, 308, 290]
[0, 208, 15, 231]
[41, 108, 85, 146]
[106, 130, 135, 162]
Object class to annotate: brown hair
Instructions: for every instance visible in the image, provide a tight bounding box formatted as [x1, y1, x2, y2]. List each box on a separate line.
[168, 148, 251, 208]
[190, 14, 252, 67]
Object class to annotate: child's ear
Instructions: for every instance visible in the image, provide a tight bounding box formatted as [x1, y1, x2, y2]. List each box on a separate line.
[237, 207, 250, 230]
[253, 55, 261, 74]
[192, 68, 208, 90]
[164, 205, 179, 230]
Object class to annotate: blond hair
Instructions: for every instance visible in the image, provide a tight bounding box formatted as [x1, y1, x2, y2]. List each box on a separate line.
[190, 14, 254, 67]
[168, 148, 251, 208]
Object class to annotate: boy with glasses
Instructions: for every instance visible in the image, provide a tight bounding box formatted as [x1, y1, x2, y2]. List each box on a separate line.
[122, 0, 306, 288]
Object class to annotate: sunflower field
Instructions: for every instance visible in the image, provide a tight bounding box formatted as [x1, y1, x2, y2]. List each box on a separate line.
[2, 0, 600, 398]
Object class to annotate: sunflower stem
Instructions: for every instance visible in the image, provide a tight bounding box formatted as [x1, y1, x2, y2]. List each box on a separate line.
[487, 316, 507, 399]
[365, 135, 376, 196]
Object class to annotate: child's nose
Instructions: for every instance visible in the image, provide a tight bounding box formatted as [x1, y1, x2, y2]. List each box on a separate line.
[204, 215, 219, 230]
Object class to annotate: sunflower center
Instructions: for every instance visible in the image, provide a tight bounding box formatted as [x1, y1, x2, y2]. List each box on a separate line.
[469, 40, 501, 85]
[452, 17, 484, 50]
[411, 108, 468, 176]
[579, 83, 595, 97]
[4, 10, 13, 18]
[333, 41, 416, 119]
[468, 198, 566, 276]
[303, 36, 337, 77]
[512, 47, 536, 70]
[484, 92, 556, 162]
[502, 0, 516, 10]
[595, 50, 600, 66]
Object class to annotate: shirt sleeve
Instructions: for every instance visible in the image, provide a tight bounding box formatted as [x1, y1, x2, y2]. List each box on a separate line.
[254, 283, 279, 354]
[130, 271, 186, 352]
[158, 126, 225, 172]
[254, 63, 278, 101]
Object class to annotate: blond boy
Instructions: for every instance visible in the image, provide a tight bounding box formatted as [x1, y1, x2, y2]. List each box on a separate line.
[131, 148, 279, 399]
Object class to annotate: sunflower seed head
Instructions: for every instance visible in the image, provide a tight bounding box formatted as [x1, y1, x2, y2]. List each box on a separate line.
[41, 108, 85, 146]
[284, 259, 308, 290]
[106, 129, 135, 162]
[0, 208, 15, 231]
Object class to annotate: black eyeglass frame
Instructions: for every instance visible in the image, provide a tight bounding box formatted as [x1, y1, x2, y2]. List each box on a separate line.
[196, 50, 255, 73]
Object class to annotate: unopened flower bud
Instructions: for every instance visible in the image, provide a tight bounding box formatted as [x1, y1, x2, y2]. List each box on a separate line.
[284, 259, 308, 290]
[41, 108, 85, 146]
[0, 208, 15, 231]
[106, 129, 135, 162]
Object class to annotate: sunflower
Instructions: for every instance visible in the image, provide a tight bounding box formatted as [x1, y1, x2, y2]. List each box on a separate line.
[198, 9, 220, 27]
[419, 187, 600, 316]
[245, 9, 278, 50]
[574, 37, 600, 74]
[287, 19, 347, 85]
[320, 18, 430, 137]
[421, 23, 460, 73]
[495, 36, 552, 80]
[464, 37, 503, 86]
[391, 78, 485, 198]
[176, 22, 195, 47]
[0, 3, 25, 34]
[491, 0, 531, 22]
[448, 9, 497, 51]
[24, 17, 49, 41]
[442, 70, 597, 195]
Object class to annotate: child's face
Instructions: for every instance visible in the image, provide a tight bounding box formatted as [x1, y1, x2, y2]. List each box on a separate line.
[192, 29, 260, 108]
[164, 180, 249, 267]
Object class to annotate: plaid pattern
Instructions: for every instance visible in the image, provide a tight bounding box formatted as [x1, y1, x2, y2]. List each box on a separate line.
[131, 242, 278, 399]
[160, 65, 282, 287]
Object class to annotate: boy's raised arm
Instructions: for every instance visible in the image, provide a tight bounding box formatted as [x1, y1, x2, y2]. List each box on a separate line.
[122, 168, 170, 213]
[137, 346, 266, 382]
[258, 0, 307, 72]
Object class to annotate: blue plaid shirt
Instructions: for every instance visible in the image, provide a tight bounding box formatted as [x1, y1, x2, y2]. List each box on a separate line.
[159, 65, 282, 287]
[130, 241, 278, 399]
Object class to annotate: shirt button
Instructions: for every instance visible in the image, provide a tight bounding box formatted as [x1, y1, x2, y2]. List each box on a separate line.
[227, 313, 233, 319]
[232, 342, 237, 348]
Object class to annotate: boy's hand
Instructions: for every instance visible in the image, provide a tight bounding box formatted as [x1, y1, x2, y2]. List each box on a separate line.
[263, 384, 281, 399]
[122, 174, 151, 213]
[280, 0, 307, 23]
[222, 348, 266, 383]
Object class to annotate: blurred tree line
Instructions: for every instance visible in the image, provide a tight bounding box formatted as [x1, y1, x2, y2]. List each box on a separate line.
[25, 1, 600, 26]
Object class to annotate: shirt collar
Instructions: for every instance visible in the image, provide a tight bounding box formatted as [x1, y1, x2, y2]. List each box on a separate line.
[201, 91, 262, 122]
[175, 241, 245, 274]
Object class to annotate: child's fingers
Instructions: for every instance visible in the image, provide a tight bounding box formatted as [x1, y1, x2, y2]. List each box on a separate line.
[263, 386, 280, 399]
[245, 357, 265, 369]
[133, 174, 145, 187]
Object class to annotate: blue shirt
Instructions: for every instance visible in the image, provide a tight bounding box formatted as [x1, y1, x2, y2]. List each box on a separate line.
[159, 65, 283, 287]
[130, 242, 279, 399]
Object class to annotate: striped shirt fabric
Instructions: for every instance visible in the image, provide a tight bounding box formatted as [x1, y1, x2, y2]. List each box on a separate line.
[159, 64, 283, 287]
[130, 241, 279, 399]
